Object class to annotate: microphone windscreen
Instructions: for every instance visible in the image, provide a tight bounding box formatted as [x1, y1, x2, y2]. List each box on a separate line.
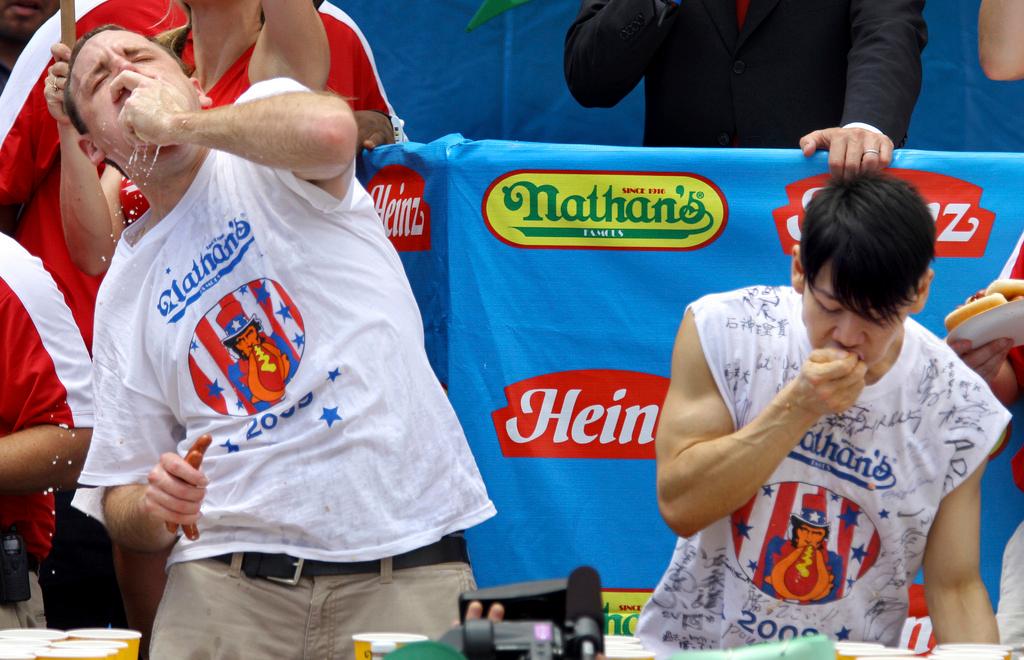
[565, 565, 603, 623]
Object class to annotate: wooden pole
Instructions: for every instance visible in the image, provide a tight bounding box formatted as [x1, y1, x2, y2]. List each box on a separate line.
[60, 0, 75, 47]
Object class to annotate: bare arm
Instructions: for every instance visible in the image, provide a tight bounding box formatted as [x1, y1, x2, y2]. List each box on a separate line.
[47, 43, 124, 276]
[249, 0, 329, 90]
[924, 460, 1000, 643]
[948, 339, 1020, 406]
[656, 310, 866, 537]
[979, 0, 1024, 80]
[103, 451, 208, 553]
[0, 426, 91, 494]
[117, 73, 357, 197]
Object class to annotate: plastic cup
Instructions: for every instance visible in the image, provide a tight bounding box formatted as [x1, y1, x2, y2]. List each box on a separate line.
[48, 643, 123, 659]
[0, 641, 49, 650]
[933, 644, 1012, 660]
[836, 643, 885, 660]
[604, 635, 643, 647]
[848, 650, 915, 657]
[0, 632, 66, 643]
[66, 631, 140, 660]
[352, 633, 428, 660]
[603, 650, 655, 660]
[34, 651, 114, 659]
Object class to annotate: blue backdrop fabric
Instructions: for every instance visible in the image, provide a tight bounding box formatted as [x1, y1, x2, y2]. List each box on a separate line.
[336, 0, 1024, 152]
[360, 138, 1024, 606]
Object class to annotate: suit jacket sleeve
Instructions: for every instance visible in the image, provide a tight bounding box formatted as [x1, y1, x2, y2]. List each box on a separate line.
[842, 0, 927, 146]
[564, 0, 682, 108]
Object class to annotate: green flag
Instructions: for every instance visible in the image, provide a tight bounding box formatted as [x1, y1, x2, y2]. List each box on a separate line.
[466, 0, 536, 31]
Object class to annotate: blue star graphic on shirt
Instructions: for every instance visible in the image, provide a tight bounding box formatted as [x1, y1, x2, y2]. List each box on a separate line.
[747, 560, 757, 572]
[220, 440, 240, 453]
[761, 485, 774, 497]
[327, 368, 341, 382]
[847, 577, 856, 589]
[851, 544, 867, 562]
[320, 407, 342, 428]
[839, 508, 862, 527]
[879, 509, 890, 519]
[207, 380, 224, 398]
[235, 401, 245, 411]
[165, 267, 172, 274]
[293, 333, 305, 349]
[734, 520, 753, 539]
[276, 302, 293, 322]
[836, 627, 851, 641]
[190, 340, 199, 352]
[254, 284, 271, 304]
[238, 284, 249, 295]
[830, 493, 841, 502]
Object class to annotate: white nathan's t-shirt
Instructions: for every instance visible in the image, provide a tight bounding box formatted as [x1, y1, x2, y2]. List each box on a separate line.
[637, 286, 1009, 657]
[79, 78, 495, 565]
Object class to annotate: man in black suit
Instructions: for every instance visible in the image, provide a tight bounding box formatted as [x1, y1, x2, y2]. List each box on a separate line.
[564, 0, 926, 179]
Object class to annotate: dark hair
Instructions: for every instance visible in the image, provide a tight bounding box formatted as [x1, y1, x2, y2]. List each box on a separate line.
[64, 24, 190, 135]
[800, 174, 935, 324]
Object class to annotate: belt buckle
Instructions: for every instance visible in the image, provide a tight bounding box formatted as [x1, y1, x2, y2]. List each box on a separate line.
[266, 557, 304, 586]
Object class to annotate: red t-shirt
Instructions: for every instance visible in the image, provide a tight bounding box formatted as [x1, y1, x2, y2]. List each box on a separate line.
[119, 6, 396, 220]
[0, 236, 93, 561]
[0, 0, 187, 350]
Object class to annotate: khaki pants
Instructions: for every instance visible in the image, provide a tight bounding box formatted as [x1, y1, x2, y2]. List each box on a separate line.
[0, 572, 46, 629]
[150, 557, 476, 660]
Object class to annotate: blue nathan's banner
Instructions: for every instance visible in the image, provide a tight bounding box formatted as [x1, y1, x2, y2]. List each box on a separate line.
[360, 137, 1024, 633]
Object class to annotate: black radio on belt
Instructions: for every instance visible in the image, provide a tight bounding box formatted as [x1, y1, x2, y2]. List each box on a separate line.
[0, 526, 30, 603]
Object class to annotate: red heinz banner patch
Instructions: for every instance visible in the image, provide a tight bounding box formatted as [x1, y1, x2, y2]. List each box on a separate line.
[772, 170, 996, 258]
[492, 369, 670, 459]
[367, 165, 431, 251]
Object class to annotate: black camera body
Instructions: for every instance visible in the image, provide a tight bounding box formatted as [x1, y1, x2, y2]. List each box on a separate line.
[439, 567, 604, 660]
[0, 528, 30, 603]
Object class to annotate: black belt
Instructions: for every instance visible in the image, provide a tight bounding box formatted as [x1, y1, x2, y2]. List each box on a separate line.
[212, 533, 469, 585]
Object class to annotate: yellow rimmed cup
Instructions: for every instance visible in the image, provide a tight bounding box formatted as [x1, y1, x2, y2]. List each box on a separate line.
[49, 643, 125, 659]
[0, 651, 37, 660]
[66, 631, 140, 660]
[932, 645, 1012, 660]
[352, 633, 429, 660]
[34, 650, 116, 660]
[835, 642, 885, 660]
[603, 649, 655, 660]
[849, 650, 915, 657]
[0, 632, 66, 643]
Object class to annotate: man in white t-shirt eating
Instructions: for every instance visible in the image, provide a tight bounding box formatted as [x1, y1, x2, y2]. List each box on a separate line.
[637, 175, 1008, 656]
[63, 24, 495, 659]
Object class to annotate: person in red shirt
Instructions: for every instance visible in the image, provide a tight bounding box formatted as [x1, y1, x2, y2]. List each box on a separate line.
[49, 2, 402, 277]
[0, 232, 92, 628]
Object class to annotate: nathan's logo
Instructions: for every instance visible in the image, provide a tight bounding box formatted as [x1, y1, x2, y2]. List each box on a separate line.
[367, 165, 430, 251]
[772, 170, 995, 257]
[483, 171, 728, 250]
[492, 370, 669, 458]
[158, 217, 254, 323]
[789, 428, 897, 491]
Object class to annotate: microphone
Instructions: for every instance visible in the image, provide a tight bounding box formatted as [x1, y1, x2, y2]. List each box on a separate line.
[565, 566, 603, 660]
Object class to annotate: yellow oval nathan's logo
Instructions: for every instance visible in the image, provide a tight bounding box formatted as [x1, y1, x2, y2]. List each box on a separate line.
[482, 170, 728, 250]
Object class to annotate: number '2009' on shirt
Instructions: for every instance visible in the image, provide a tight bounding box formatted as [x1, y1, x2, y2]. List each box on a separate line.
[246, 391, 314, 440]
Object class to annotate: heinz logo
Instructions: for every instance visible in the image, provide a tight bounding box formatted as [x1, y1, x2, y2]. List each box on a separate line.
[492, 370, 670, 459]
[482, 170, 728, 250]
[772, 170, 995, 258]
[367, 165, 431, 252]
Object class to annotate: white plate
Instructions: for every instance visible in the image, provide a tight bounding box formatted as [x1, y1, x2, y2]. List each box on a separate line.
[948, 298, 1024, 347]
